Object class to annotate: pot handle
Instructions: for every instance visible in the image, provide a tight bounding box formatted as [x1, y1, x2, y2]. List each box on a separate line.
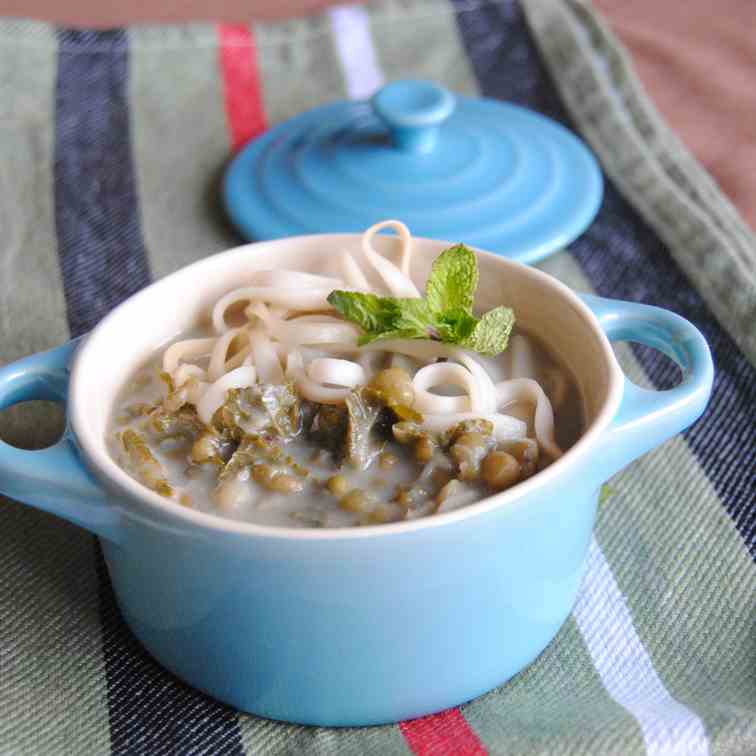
[580, 294, 714, 483]
[0, 339, 121, 542]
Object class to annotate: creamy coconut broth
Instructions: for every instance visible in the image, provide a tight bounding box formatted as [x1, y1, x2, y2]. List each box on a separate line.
[107, 222, 584, 528]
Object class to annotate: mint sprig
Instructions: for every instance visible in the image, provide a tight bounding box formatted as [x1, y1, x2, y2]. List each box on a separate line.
[327, 244, 515, 356]
[426, 244, 478, 313]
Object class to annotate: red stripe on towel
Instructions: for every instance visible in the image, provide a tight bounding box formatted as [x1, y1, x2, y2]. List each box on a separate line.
[218, 23, 267, 151]
[400, 708, 487, 755]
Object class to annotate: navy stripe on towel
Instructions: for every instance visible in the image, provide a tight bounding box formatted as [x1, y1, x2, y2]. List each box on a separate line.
[451, 0, 756, 558]
[55, 29, 244, 754]
[54, 30, 151, 337]
[96, 558, 244, 756]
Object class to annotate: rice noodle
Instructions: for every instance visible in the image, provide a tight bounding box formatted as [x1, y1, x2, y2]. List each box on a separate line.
[208, 327, 248, 382]
[338, 250, 371, 291]
[212, 287, 333, 333]
[412, 362, 477, 414]
[286, 351, 351, 404]
[307, 358, 366, 388]
[186, 380, 209, 406]
[162, 337, 215, 374]
[284, 314, 348, 325]
[496, 379, 562, 459]
[361, 220, 420, 298]
[197, 366, 257, 424]
[273, 320, 360, 348]
[173, 363, 205, 387]
[250, 331, 284, 384]
[245, 302, 285, 331]
[357, 350, 387, 378]
[449, 349, 498, 415]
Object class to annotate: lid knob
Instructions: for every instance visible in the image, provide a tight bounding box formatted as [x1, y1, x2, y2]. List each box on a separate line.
[371, 80, 455, 155]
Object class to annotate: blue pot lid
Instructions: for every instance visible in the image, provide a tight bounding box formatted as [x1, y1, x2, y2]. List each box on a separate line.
[223, 80, 603, 265]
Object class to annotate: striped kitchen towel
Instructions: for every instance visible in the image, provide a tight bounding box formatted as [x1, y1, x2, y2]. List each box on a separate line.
[0, 1, 754, 754]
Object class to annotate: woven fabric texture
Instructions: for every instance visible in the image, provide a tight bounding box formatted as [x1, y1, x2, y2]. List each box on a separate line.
[0, 1, 754, 754]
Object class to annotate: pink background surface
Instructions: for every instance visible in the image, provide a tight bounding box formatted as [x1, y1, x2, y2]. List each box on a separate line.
[594, 0, 756, 231]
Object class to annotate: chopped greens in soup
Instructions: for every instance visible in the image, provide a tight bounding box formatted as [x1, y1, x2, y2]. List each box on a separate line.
[108, 221, 583, 528]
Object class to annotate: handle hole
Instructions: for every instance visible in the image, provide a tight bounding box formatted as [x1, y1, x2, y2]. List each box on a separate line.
[0, 400, 66, 450]
[612, 342, 683, 390]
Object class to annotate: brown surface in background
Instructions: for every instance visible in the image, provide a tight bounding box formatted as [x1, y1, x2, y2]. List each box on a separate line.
[594, 0, 756, 231]
[1, 0, 754, 230]
[0, 0, 337, 23]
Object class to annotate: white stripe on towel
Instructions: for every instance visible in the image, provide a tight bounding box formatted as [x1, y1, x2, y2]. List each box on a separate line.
[574, 537, 709, 756]
[328, 4, 384, 100]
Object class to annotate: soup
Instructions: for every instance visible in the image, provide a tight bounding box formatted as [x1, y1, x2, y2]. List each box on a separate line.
[107, 222, 583, 528]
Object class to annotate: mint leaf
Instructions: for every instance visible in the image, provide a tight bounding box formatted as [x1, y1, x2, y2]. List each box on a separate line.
[460, 306, 515, 356]
[437, 307, 479, 344]
[425, 244, 478, 315]
[357, 328, 429, 346]
[327, 291, 399, 333]
[328, 245, 516, 357]
[393, 298, 435, 338]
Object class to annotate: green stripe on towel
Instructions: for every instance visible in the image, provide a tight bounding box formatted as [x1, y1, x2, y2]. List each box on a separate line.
[0, 24, 68, 360]
[129, 25, 239, 279]
[0, 22, 111, 755]
[239, 716, 412, 755]
[255, 14, 346, 126]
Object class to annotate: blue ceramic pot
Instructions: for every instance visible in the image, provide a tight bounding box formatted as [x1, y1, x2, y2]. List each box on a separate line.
[0, 235, 713, 726]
